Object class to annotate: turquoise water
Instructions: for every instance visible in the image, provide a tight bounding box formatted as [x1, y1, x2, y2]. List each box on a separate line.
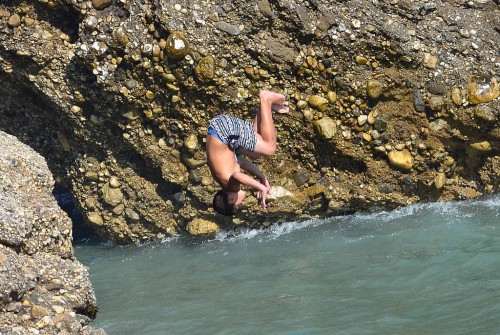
[75, 196, 500, 335]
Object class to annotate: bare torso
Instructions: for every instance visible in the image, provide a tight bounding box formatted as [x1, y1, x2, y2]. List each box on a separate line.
[206, 134, 241, 192]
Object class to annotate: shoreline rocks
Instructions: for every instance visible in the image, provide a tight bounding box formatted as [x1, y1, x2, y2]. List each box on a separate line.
[0, 131, 105, 335]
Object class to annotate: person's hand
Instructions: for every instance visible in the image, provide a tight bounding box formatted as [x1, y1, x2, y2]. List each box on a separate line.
[260, 176, 271, 193]
[258, 186, 271, 209]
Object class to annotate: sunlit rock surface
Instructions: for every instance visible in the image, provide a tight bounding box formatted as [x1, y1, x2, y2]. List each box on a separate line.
[0, 130, 105, 334]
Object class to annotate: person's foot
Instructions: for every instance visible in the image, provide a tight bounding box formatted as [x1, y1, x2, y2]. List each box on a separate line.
[260, 90, 285, 106]
[271, 101, 289, 114]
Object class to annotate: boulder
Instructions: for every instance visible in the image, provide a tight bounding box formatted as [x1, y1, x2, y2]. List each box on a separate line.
[92, 0, 112, 10]
[195, 56, 216, 82]
[308, 95, 329, 111]
[313, 117, 337, 139]
[0, 131, 105, 334]
[467, 76, 499, 104]
[102, 183, 123, 207]
[388, 150, 414, 171]
[186, 218, 219, 236]
[165, 31, 190, 59]
[366, 79, 383, 99]
[7, 14, 21, 28]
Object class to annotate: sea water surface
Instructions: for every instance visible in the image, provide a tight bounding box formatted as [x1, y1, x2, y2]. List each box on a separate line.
[75, 196, 500, 335]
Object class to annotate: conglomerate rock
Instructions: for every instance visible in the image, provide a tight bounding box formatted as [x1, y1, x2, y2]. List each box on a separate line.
[0, 0, 498, 241]
[0, 131, 105, 334]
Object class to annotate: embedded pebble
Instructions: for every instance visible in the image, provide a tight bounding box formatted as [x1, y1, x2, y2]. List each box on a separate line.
[327, 91, 337, 103]
[388, 149, 414, 171]
[308, 95, 329, 112]
[366, 79, 383, 99]
[467, 76, 499, 104]
[297, 100, 308, 110]
[92, 0, 112, 10]
[423, 53, 438, 69]
[109, 176, 121, 188]
[114, 28, 129, 47]
[451, 87, 463, 105]
[367, 111, 376, 125]
[427, 81, 447, 96]
[355, 55, 368, 65]
[469, 141, 491, 152]
[165, 31, 190, 59]
[313, 117, 337, 139]
[358, 115, 368, 126]
[7, 14, 21, 27]
[474, 106, 496, 123]
[434, 172, 446, 189]
[215, 21, 242, 35]
[184, 133, 198, 151]
[186, 218, 219, 236]
[428, 96, 444, 112]
[0, 10, 10, 18]
[195, 56, 216, 82]
[373, 118, 387, 133]
[429, 119, 448, 131]
[102, 183, 123, 206]
[413, 89, 426, 112]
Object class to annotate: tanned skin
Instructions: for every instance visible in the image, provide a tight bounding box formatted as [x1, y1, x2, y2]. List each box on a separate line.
[206, 90, 289, 210]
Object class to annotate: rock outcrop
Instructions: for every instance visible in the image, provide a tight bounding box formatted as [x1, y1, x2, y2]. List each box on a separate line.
[0, 131, 105, 334]
[0, 0, 498, 242]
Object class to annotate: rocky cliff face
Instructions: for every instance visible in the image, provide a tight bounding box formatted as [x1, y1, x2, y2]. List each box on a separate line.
[0, 131, 105, 334]
[0, 0, 498, 243]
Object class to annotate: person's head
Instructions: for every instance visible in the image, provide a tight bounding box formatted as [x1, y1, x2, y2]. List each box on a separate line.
[213, 190, 246, 216]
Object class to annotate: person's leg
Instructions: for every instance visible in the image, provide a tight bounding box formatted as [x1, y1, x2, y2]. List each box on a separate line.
[253, 90, 289, 156]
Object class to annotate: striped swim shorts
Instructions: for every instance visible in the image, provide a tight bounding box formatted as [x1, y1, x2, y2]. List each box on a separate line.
[208, 115, 257, 152]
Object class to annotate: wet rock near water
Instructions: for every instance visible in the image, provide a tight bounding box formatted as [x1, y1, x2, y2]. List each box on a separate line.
[186, 218, 219, 236]
[0, 0, 498, 242]
[0, 131, 105, 335]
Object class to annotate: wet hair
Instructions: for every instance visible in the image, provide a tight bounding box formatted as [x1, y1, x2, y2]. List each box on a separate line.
[213, 190, 237, 216]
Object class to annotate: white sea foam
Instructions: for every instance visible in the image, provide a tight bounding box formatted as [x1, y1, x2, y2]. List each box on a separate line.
[210, 218, 327, 243]
[159, 234, 181, 244]
[214, 228, 262, 241]
[267, 219, 325, 239]
[157, 195, 500, 247]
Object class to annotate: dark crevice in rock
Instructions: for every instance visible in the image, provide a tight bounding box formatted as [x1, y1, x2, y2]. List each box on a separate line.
[0, 238, 20, 253]
[25, 0, 81, 43]
[53, 185, 102, 244]
[0, 74, 69, 181]
[0, 47, 43, 74]
[332, 156, 367, 174]
[315, 144, 368, 174]
[126, 148, 183, 200]
[74, 302, 98, 321]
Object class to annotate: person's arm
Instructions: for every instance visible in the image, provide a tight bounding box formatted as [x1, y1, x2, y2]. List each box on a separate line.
[229, 169, 271, 209]
[238, 148, 261, 160]
[237, 156, 266, 182]
[238, 156, 271, 204]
